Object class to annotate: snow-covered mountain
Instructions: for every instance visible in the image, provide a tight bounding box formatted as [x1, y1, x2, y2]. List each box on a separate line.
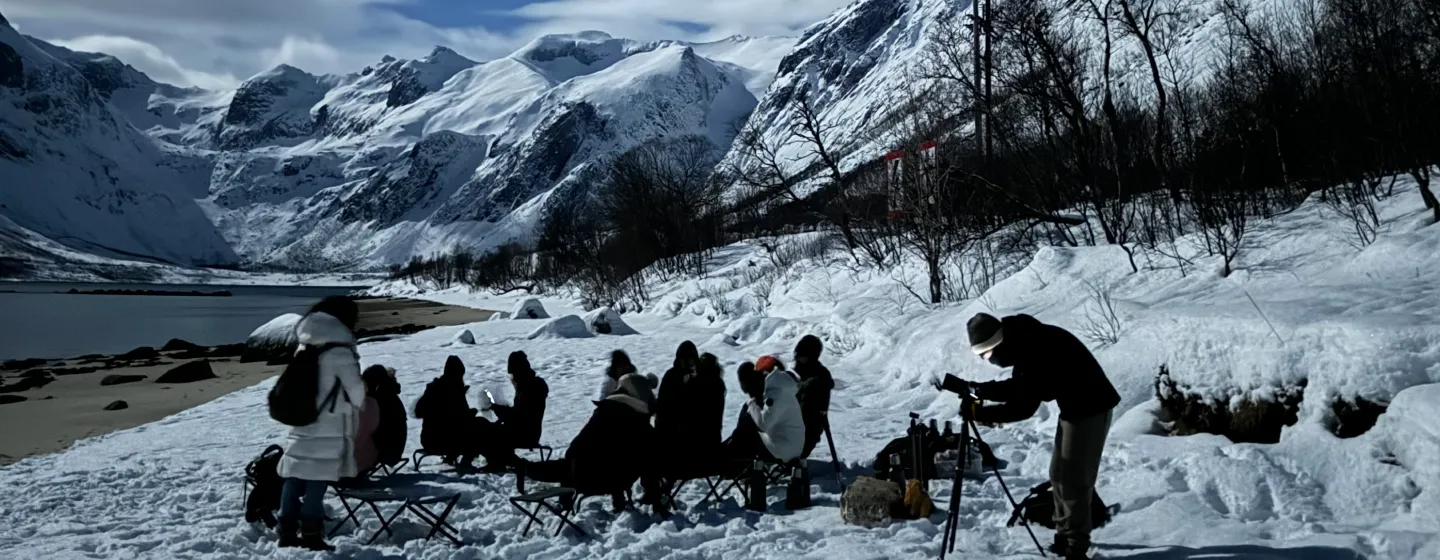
[202, 33, 765, 268]
[718, 0, 1240, 192]
[0, 16, 237, 267]
[0, 17, 798, 271]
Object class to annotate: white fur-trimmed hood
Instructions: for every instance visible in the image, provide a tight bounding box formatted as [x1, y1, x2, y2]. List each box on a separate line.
[296, 312, 357, 347]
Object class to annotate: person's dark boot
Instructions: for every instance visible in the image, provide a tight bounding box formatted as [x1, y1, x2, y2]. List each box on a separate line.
[1048, 535, 1070, 557]
[299, 519, 335, 552]
[276, 518, 301, 548]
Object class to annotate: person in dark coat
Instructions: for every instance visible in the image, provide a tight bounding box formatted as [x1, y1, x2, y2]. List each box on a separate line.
[474, 351, 550, 472]
[946, 313, 1121, 560]
[362, 365, 407, 468]
[598, 350, 636, 400]
[654, 341, 699, 442]
[413, 356, 475, 464]
[792, 335, 835, 459]
[521, 373, 668, 516]
[658, 352, 728, 481]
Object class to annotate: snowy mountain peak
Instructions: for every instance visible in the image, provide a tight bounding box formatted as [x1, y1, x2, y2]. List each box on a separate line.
[516, 32, 642, 82]
[423, 46, 473, 67]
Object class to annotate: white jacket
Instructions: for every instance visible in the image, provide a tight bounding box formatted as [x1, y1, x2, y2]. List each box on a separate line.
[276, 312, 366, 482]
[748, 368, 806, 462]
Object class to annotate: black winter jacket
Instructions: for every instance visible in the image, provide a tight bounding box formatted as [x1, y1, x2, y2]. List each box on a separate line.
[973, 314, 1121, 424]
[413, 375, 473, 454]
[492, 375, 548, 447]
[564, 398, 658, 496]
[369, 374, 408, 466]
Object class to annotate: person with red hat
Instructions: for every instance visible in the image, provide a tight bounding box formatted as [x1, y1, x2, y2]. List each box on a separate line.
[723, 355, 806, 465]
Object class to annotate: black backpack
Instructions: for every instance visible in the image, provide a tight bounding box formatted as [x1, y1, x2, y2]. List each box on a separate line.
[268, 343, 350, 426]
[1006, 481, 1119, 530]
[244, 444, 285, 527]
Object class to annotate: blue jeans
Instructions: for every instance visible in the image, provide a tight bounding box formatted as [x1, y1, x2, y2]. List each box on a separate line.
[278, 478, 328, 522]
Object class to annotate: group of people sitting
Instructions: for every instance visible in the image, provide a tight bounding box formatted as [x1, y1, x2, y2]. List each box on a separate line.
[414, 336, 837, 518]
[266, 296, 836, 550]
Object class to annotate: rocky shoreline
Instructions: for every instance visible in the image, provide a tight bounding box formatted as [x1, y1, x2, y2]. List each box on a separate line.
[0, 297, 493, 465]
[63, 288, 235, 297]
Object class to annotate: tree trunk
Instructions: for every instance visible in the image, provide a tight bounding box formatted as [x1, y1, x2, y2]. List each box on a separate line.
[1413, 167, 1439, 223]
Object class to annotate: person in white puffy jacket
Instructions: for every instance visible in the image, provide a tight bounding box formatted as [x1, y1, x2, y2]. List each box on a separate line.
[274, 297, 366, 551]
[724, 355, 806, 464]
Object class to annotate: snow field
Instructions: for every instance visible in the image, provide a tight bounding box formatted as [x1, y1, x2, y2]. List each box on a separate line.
[1, 181, 1438, 559]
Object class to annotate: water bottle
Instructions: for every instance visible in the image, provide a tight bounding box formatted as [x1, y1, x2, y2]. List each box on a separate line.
[889, 454, 906, 486]
[747, 460, 767, 512]
[785, 460, 811, 510]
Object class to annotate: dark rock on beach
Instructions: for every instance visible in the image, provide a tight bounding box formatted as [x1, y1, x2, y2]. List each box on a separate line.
[2, 358, 49, 371]
[104, 400, 129, 411]
[117, 346, 159, 360]
[161, 339, 206, 352]
[155, 360, 217, 384]
[100, 374, 146, 386]
[0, 374, 53, 393]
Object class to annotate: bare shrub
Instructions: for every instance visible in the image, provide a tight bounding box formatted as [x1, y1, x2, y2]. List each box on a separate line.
[1079, 280, 1124, 346]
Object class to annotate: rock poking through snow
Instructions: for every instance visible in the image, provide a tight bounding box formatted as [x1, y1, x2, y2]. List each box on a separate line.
[452, 329, 475, 345]
[582, 307, 638, 336]
[840, 476, 906, 528]
[242, 313, 301, 363]
[155, 360, 217, 384]
[510, 298, 550, 320]
[526, 315, 595, 340]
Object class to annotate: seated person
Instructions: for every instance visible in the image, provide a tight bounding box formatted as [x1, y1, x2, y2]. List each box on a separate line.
[413, 356, 477, 465]
[471, 351, 550, 472]
[793, 335, 835, 459]
[723, 356, 806, 468]
[362, 365, 407, 468]
[522, 373, 669, 516]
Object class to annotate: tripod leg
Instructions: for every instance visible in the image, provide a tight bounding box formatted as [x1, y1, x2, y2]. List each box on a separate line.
[822, 416, 845, 490]
[967, 419, 1046, 558]
[940, 421, 970, 558]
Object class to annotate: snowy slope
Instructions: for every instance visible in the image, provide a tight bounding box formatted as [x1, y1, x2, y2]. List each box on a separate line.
[0, 17, 237, 267]
[718, 0, 1256, 193]
[2, 177, 1436, 558]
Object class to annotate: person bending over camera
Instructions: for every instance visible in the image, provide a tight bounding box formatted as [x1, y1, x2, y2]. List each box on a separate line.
[939, 313, 1120, 560]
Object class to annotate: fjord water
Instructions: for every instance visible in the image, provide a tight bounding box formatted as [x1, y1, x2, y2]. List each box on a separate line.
[0, 283, 363, 360]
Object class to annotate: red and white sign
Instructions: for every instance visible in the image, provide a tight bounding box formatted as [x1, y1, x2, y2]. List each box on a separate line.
[885, 150, 905, 185]
[918, 140, 937, 171]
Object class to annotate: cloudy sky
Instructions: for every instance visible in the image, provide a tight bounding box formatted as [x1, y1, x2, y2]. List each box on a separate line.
[3, 0, 851, 90]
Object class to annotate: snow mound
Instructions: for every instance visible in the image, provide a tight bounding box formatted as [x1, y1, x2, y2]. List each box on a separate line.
[525, 315, 595, 340]
[582, 306, 638, 336]
[242, 313, 300, 360]
[451, 329, 475, 345]
[510, 298, 550, 320]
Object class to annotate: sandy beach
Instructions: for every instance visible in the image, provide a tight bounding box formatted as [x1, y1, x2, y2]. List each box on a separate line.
[0, 297, 492, 465]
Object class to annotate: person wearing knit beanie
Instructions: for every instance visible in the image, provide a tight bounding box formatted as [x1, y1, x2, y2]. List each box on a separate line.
[792, 335, 835, 460]
[460, 351, 550, 474]
[943, 313, 1122, 560]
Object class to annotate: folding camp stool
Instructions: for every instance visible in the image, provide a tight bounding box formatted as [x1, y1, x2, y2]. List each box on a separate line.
[667, 473, 733, 509]
[410, 449, 448, 472]
[516, 444, 554, 461]
[328, 486, 464, 546]
[508, 487, 591, 539]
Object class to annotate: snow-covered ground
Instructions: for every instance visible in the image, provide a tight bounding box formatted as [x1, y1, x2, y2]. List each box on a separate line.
[1, 181, 1437, 559]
